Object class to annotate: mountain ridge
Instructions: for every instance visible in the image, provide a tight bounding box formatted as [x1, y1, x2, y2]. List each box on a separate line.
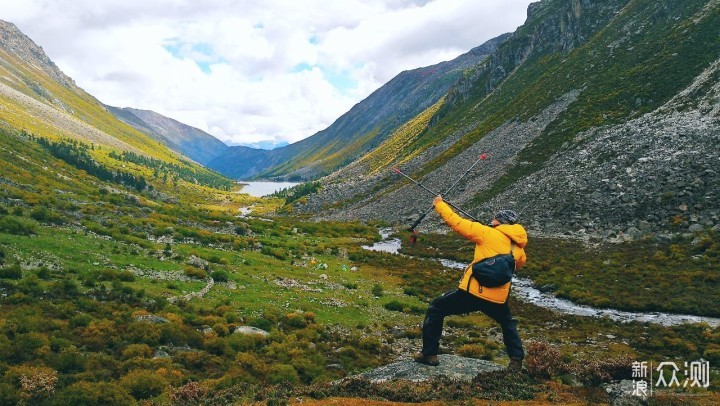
[0, 20, 77, 92]
[288, 0, 720, 241]
[0, 19, 182, 163]
[205, 33, 511, 180]
[0, 18, 234, 193]
[105, 105, 230, 166]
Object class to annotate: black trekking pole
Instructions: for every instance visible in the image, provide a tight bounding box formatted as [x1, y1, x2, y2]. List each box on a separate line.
[407, 153, 487, 232]
[393, 167, 479, 221]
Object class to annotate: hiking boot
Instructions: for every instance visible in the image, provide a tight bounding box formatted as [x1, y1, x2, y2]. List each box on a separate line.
[413, 353, 440, 366]
[508, 357, 523, 371]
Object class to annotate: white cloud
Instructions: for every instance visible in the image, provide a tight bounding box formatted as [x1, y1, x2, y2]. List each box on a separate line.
[1, 0, 533, 147]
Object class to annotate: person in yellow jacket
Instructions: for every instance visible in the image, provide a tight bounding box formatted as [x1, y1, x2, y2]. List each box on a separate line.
[414, 196, 527, 370]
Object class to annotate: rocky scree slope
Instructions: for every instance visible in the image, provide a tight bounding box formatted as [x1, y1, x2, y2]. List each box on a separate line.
[494, 58, 720, 241]
[291, 0, 720, 241]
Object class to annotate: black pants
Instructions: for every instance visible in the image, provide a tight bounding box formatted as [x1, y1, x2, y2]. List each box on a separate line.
[421, 289, 524, 359]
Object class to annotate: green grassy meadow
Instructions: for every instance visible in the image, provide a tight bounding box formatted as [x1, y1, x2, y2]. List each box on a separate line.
[1, 126, 720, 404]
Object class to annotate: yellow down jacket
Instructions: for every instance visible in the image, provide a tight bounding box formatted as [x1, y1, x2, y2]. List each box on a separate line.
[434, 201, 528, 303]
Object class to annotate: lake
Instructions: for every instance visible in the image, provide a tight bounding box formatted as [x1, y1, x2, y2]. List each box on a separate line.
[238, 181, 300, 197]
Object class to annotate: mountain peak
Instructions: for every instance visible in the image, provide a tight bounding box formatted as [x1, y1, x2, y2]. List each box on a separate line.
[0, 19, 77, 89]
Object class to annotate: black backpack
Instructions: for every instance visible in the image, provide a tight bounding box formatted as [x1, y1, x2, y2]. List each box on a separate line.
[471, 242, 515, 287]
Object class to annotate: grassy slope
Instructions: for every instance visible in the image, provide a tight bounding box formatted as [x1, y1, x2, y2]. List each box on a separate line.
[357, 98, 446, 175]
[2, 126, 719, 404]
[0, 59, 233, 195]
[0, 49, 180, 163]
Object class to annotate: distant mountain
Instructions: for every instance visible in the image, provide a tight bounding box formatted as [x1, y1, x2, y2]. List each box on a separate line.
[0, 18, 230, 188]
[105, 106, 229, 165]
[207, 33, 511, 180]
[205, 145, 275, 180]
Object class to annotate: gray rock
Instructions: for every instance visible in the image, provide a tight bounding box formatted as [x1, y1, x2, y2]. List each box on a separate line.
[134, 314, 169, 324]
[688, 223, 704, 232]
[604, 379, 646, 406]
[233, 326, 270, 337]
[625, 227, 641, 238]
[187, 255, 210, 270]
[653, 234, 673, 244]
[539, 284, 557, 293]
[353, 354, 503, 383]
[153, 350, 171, 359]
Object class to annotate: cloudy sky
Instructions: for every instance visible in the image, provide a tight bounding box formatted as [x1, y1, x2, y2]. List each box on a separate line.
[2, 0, 533, 149]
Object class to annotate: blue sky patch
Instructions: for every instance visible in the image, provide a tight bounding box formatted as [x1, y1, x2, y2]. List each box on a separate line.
[164, 40, 222, 74]
[292, 62, 313, 73]
[321, 67, 358, 95]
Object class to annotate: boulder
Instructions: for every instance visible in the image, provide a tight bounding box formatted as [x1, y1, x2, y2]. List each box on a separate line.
[153, 350, 171, 359]
[187, 255, 210, 270]
[353, 354, 503, 383]
[604, 379, 646, 406]
[233, 326, 270, 337]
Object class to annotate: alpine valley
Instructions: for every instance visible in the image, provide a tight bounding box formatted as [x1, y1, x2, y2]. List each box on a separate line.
[0, 0, 719, 404]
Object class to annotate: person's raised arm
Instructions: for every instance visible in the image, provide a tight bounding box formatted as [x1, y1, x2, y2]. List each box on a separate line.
[433, 196, 488, 244]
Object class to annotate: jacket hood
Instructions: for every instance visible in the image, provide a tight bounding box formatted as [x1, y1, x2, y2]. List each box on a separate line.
[495, 224, 528, 248]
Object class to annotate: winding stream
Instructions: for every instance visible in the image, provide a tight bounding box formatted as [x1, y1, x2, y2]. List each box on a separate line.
[362, 229, 720, 327]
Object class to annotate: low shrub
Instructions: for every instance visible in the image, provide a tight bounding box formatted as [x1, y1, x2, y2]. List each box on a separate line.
[53, 381, 134, 405]
[457, 344, 492, 360]
[184, 266, 207, 279]
[703, 347, 720, 364]
[0, 265, 22, 279]
[525, 341, 570, 379]
[119, 369, 168, 400]
[470, 370, 539, 401]
[211, 270, 229, 283]
[383, 300, 425, 315]
[571, 356, 633, 386]
[5, 365, 58, 403]
[29, 206, 65, 225]
[267, 364, 299, 385]
[170, 381, 207, 403]
[0, 216, 37, 235]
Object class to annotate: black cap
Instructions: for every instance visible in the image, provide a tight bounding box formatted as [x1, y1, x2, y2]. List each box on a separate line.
[494, 209, 519, 225]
